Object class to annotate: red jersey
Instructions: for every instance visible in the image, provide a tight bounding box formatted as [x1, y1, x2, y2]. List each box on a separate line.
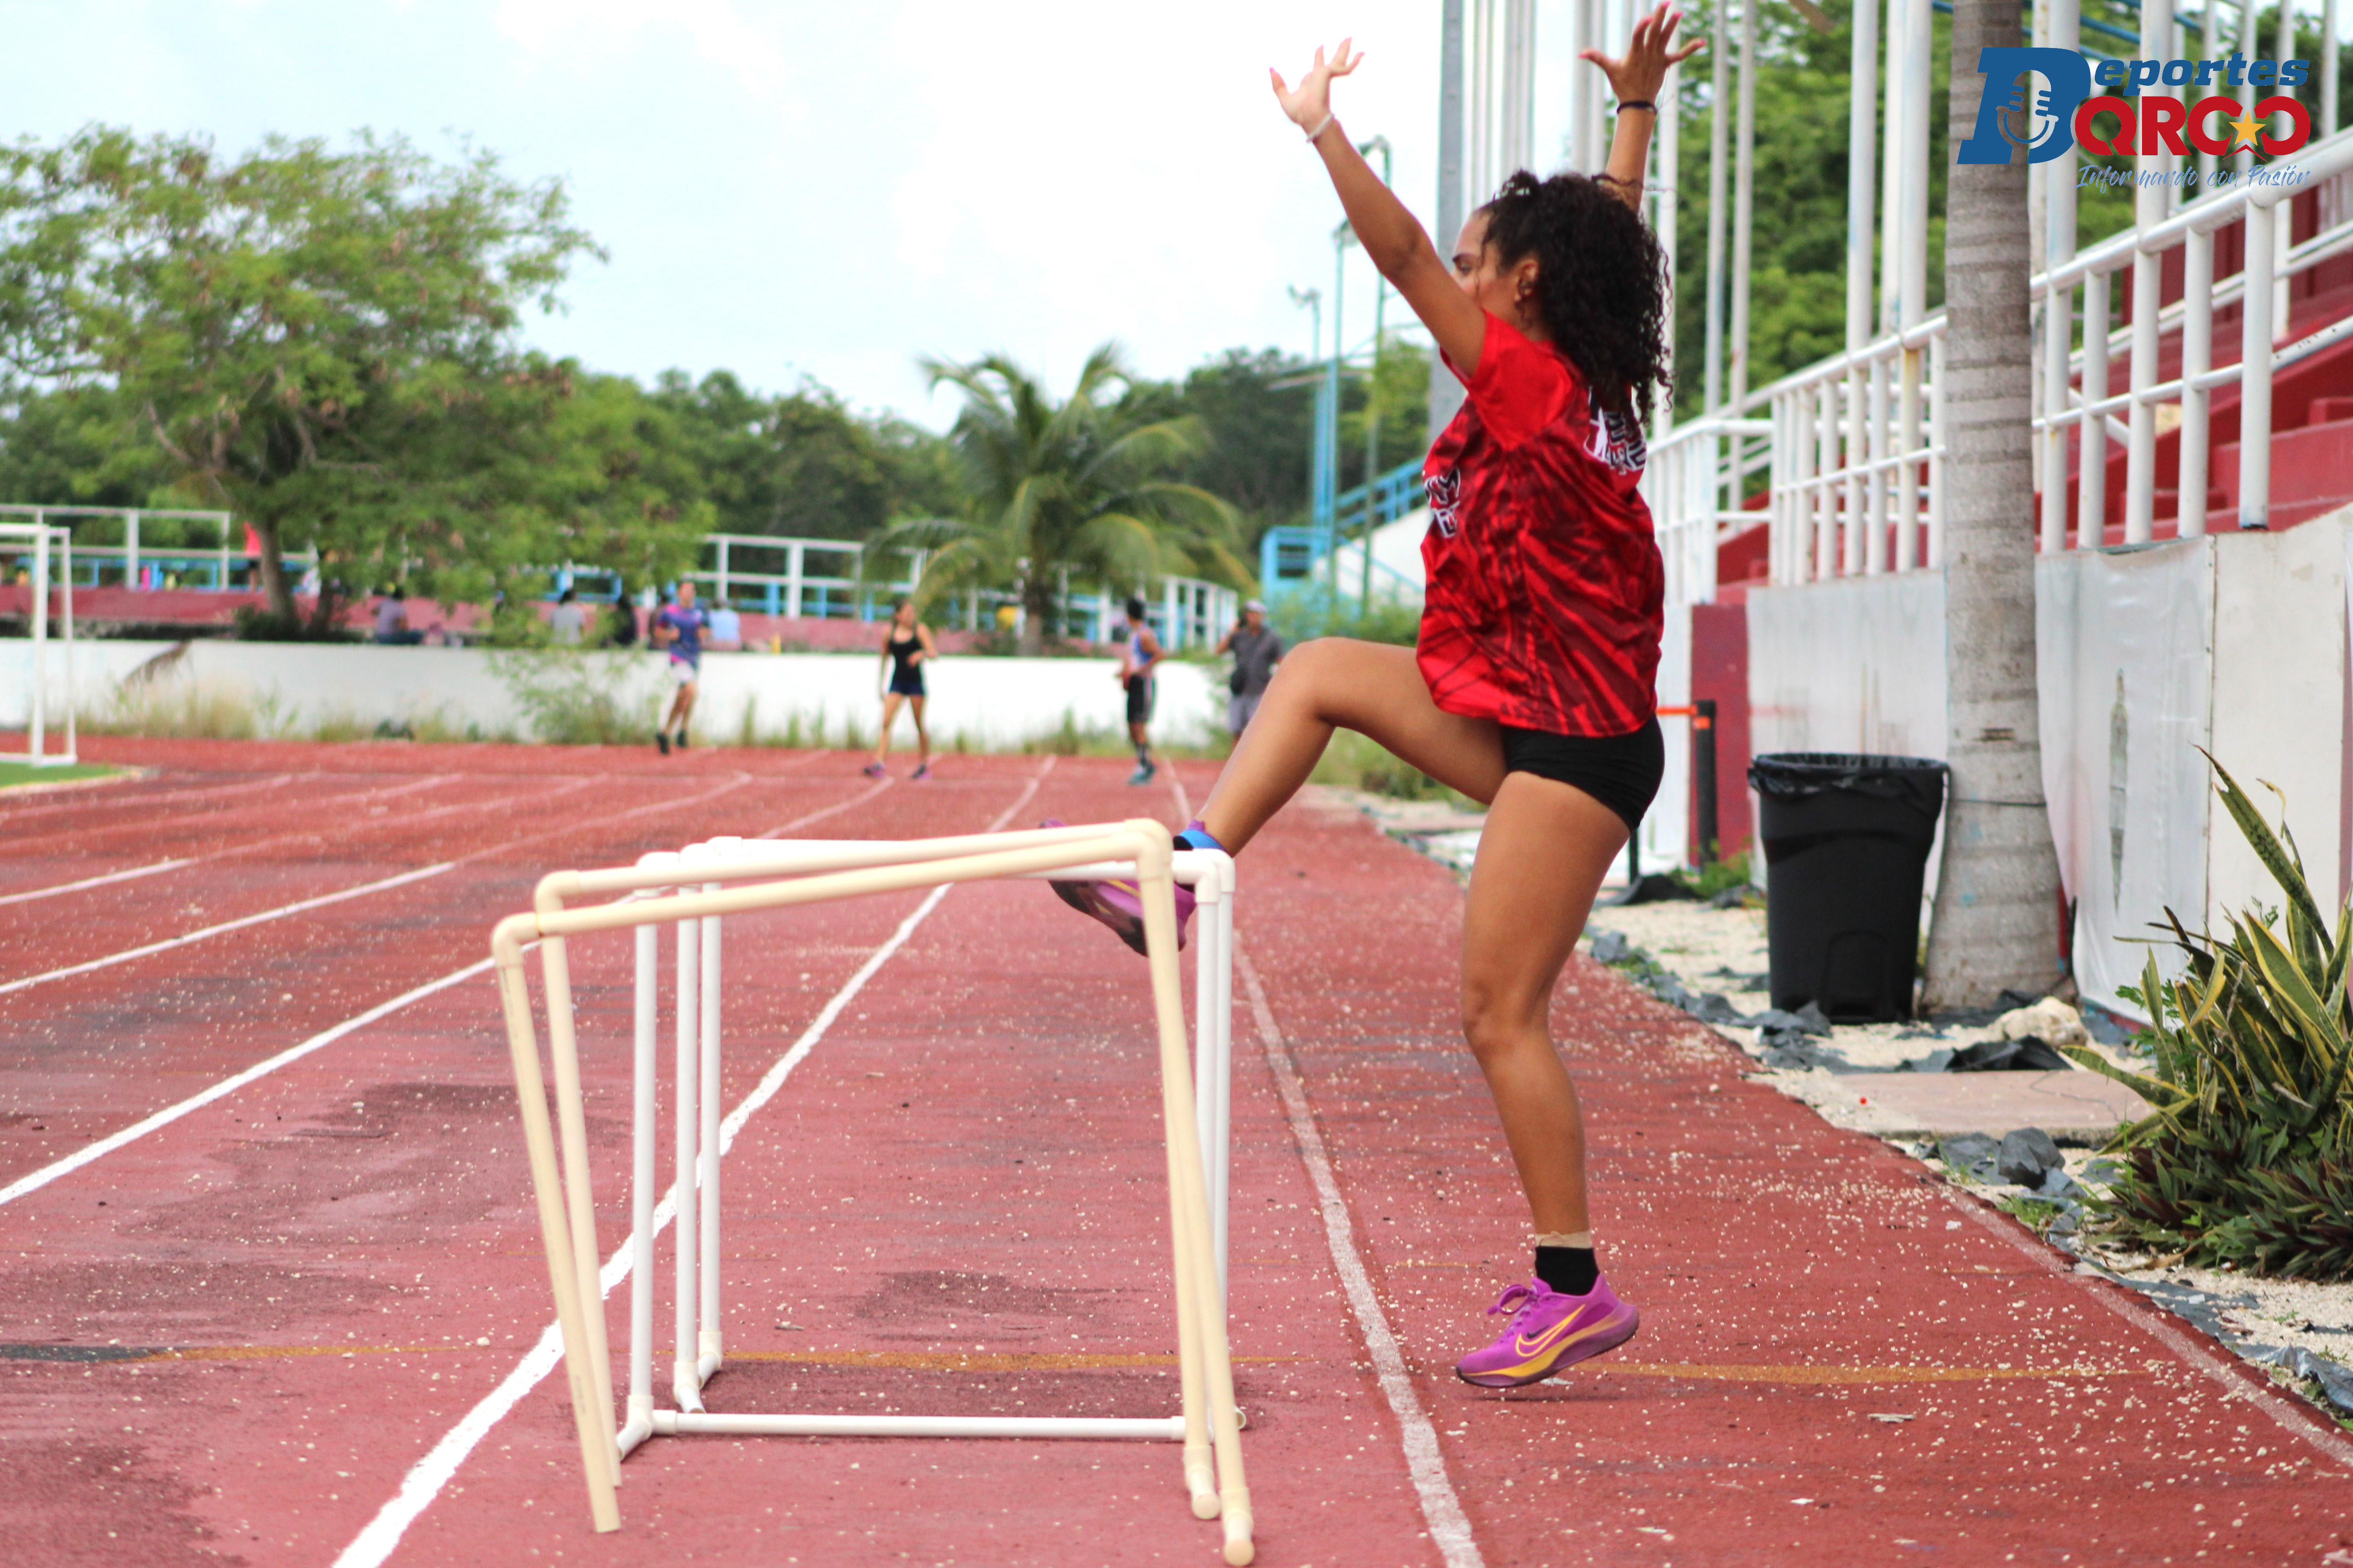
[1417, 313, 1664, 737]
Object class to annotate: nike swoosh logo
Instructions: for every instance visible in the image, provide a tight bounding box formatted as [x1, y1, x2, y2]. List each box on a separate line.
[1514, 1312, 1619, 1360]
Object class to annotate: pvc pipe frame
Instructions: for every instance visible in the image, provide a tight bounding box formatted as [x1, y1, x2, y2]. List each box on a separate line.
[626, 833, 1239, 1424]
[490, 822, 1254, 1564]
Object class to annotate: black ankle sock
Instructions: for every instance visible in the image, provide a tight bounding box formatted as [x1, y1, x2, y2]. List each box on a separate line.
[1534, 1246, 1598, 1296]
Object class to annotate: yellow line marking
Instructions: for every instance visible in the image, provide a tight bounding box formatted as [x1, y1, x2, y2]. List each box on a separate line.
[727, 1350, 1304, 1372]
[1603, 1362, 2142, 1384]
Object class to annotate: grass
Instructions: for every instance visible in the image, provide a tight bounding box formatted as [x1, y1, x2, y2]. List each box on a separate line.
[82, 679, 513, 745]
[0, 760, 125, 789]
[1309, 729, 1478, 805]
[1996, 1194, 2064, 1231]
[83, 681, 269, 740]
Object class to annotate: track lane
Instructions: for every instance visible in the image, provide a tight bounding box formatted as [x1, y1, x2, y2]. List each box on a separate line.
[0, 753, 1049, 1566]
[0, 766, 884, 1187]
[12, 743, 2341, 1566]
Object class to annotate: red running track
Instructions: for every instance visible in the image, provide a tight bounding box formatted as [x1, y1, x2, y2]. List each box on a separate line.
[3, 737, 2351, 1567]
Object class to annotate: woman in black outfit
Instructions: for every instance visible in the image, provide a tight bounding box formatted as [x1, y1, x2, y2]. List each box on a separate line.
[865, 600, 939, 780]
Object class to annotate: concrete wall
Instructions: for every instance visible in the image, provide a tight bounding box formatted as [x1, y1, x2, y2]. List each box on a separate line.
[1744, 570, 1952, 906]
[0, 639, 1226, 751]
[2038, 517, 2352, 1016]
[1747, 514, 2353, 1020]
[1746, 571, 1950, 761]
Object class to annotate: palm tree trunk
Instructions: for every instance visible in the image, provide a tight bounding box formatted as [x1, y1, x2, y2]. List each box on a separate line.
[1018, 576, 1049, 657]
[1920, 0, 2065, 1010]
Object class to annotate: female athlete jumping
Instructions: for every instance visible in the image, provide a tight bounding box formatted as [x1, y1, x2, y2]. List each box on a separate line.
[1054, 6, 1699, 1388]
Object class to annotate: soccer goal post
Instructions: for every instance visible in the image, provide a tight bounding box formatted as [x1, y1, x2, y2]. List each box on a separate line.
[2, 521, 76, 767]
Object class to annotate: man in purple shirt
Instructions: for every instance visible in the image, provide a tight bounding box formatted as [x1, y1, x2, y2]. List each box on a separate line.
[651, 581, 711, 754]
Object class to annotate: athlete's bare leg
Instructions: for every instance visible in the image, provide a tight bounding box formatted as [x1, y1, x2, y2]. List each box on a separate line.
[1194, 635, 1624, 1235]
[663, 680, 697, 738]
[1196, 639, 1506, 851]
[909, 696, 931, 766]
[1460, 772, 1627, 1233]
[873, 693, 904, 764]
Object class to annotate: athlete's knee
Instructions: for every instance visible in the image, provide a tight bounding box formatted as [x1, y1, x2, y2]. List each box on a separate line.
[1262, 636, 1354, 710]
[1459, 969, 1544, 1063]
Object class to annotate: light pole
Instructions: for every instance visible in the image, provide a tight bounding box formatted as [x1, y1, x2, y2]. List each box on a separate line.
[1327, 221, 1348, 590]
[1289, 284, 1325, 575]
[1356, 135, 1392, 612]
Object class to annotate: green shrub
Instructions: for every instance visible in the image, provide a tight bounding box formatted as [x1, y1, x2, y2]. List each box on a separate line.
[1309, 728, 1475, 805]
[1270, 586, 1422, 648]
[494, 651, 652, 745]
[2069, 757, 2353, 1279]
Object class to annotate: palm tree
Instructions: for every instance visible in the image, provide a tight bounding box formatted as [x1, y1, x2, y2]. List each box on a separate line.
[1920, 0, 2064, 1009]
[869, 344, 1247, 654]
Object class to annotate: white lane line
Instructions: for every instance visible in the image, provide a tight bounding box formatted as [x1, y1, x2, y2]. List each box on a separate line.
[1238, 946, 1484, 1568]
[0, 862, 460, 999]
[6, 769, 460, 855]
[754, 774, 893, 838]
[331, 765, 1048, 1568]
[0, 765, 885, 1204]
[0, 772, 744, 997]
[0, 771, 297, 823]
[0, 857, 197, 907]
[0, 955, 501, 1208]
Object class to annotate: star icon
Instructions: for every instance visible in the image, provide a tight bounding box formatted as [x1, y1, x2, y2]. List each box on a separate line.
[2227, 110, 2266, 150]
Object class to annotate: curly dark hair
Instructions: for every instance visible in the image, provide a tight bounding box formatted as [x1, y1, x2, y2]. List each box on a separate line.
[1477, 169, 1673, 427]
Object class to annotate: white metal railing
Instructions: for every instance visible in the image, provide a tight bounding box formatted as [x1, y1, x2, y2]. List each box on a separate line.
[1721, 128, 2353, 589]
[2035, 126, 2353, 546]
[1760, 315, 1948, 586]
[0, 520, 1240, 655]
[1639, 415, 1771, 604]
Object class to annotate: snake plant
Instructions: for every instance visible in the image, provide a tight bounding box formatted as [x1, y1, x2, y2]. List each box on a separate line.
[2063, 756, 2353, 1279]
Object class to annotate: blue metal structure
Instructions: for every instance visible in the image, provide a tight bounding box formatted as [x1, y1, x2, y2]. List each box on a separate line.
[1258, 456, 1427, 599]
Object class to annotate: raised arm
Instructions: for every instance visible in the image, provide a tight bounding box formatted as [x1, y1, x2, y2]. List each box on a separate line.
[1273, 43, 1486, 375]
[1582, 4, 1704, 209]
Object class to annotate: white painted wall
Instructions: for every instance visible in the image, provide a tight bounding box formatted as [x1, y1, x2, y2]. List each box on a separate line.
[2207, 520, 2349, 920]
[1746, 572, 1950, 761]
[2037, 538, 2217, 1016]
[1743, 571, 1951, 907]
[0, 640, 1225, 751]
[1327, 508, 1432, 604]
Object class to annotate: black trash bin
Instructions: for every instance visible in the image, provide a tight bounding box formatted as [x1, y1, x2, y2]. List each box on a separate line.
[1748, 753, 1949, 1022]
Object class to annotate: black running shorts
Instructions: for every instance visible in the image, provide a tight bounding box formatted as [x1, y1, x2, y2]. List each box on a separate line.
[1499, 718, 1664, 834]
[1124, 675, 1155, 725]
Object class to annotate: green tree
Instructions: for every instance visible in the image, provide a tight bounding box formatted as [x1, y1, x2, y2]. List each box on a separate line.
[873, 345, 1247, 654]
[0, 381, 170, 521]
[0, 126, 602, 621]
[648, 369, 961, 540]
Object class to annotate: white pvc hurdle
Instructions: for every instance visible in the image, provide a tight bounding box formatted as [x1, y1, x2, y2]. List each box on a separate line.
[490, 821, 1253, 1565]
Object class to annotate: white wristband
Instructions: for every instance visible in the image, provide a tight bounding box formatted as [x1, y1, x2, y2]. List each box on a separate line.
[1304, 113, 1334, 144]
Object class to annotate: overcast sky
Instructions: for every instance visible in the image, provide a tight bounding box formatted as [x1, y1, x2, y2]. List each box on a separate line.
[0, 0, 1594, 428]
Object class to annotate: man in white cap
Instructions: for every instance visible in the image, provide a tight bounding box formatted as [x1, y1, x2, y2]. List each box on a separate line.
[1215, 598, 1284, 736]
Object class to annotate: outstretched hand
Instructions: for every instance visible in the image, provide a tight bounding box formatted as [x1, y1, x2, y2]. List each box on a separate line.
[1580, 2, 1704, 104]
[1270, 39, 1364, 132]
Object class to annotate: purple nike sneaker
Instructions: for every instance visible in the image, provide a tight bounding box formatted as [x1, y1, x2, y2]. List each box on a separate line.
[1039, 819, 1195, 956]
[1454, 1276, 1638, 1388]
